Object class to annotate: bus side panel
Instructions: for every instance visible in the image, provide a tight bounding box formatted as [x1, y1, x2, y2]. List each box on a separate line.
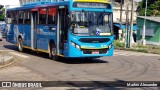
[63, 32, 70, 57]
[36, 25, 56, 51]
[23, 25, 31, 47]
[14, 25, 25, 45]
[6, 24, 15, 43]
[6, 24, 22, 44]
[18, 24, 23, 39]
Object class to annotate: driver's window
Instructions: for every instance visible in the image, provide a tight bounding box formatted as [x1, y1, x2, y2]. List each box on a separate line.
[104, 14, 109, 25]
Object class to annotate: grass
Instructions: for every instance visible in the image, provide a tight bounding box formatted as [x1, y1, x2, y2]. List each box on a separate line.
[114, 40, 160, 55]
[114, 40, 125, 49]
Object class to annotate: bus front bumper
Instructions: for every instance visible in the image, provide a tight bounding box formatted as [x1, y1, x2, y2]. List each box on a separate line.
[67, 45, 114, 58]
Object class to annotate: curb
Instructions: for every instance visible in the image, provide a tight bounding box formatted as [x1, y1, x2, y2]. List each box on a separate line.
[115, 48, 160, 55]
[0, 56, 15, 68]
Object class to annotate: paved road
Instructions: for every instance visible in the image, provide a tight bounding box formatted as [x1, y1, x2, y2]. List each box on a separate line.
[0, 39, 160, 89]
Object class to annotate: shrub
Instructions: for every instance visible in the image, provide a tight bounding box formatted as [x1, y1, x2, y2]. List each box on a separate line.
[114, 40, 125, 48]
[134, 43, 147, 48]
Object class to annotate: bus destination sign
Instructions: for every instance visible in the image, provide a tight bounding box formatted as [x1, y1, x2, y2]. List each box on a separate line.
[73, 2, 111, 9]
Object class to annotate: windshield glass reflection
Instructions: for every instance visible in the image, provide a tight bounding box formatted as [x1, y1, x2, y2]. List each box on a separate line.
[70, 11, 112, 36]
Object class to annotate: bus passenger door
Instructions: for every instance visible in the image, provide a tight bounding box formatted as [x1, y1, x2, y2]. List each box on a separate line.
[58, 6, 68, 55]
[31, 11, 38, 49]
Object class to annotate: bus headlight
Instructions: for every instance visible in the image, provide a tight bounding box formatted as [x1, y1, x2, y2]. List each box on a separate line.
[109, 43, 113, 49]
[70, 41, 75, 47]
[70, 41, 80, 50]
[75, 44, 80, 50]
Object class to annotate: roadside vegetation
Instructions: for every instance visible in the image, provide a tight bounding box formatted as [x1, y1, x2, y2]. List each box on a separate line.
[0, 5, 5, 21]
[114, 40, 160, 55]
[138, 0, 160, 16]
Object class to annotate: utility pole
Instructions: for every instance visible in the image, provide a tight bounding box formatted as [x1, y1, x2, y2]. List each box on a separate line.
[142, 0, 148, 46]
[119, 0, 123, 40]
[125, 4, 129, 48]
[129, 0, 134, 48]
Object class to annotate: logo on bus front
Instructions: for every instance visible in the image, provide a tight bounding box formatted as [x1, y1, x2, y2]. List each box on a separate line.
[96, 30, 100, 35]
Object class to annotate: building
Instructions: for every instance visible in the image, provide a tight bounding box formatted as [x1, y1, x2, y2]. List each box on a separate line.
[112, 1, 138, 40]
[137, 16, 160, 45]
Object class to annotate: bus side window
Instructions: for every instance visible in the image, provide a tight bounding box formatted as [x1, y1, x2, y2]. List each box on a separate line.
[11, 12, 18, 24]
[7, 12, 11, 18]
[39, 8, 47, 24]
[24, 11, 31, 24]
[18, 11, 24, 24]
[6, 11, 12, 24]
[48, 7, 56, 25]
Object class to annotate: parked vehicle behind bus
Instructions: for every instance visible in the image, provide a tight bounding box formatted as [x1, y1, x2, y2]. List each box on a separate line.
[0, 24, 6, 38]
[0, 32, 2, 41]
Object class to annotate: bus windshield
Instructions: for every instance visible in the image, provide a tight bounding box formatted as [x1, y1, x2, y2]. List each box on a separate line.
[70, 11, 112, 36]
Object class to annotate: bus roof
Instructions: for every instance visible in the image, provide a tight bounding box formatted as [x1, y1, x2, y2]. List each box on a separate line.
[73, 0, 110, 4]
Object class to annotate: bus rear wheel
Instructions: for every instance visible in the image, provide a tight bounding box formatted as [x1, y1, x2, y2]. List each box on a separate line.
[18, 38, 23, 52]
[49, 43, 58, 60]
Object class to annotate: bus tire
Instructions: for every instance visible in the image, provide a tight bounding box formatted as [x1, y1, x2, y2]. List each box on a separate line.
[18, 38, 23, 52]
[49, 42, 58, 60]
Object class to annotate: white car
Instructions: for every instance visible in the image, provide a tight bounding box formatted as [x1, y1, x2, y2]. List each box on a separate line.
[0, 32, 2, 41]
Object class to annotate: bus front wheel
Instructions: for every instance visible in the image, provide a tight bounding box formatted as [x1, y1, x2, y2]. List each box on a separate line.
[18, 38, 23, 52]
[49, 43, 58, 60]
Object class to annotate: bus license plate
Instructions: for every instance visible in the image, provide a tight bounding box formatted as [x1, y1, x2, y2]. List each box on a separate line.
[92, 51, 99, 54]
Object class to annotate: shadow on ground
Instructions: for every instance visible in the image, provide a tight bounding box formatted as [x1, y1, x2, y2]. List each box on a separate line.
[54, 57, 108, 64]
[4, 45, 108, 64]
[3, 45, 18, 51]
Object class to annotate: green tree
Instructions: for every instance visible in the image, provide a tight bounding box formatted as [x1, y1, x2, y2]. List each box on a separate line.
[0, 5, 5, 20]
[0, 8, 5, 21]
[138, 0, 160, 16]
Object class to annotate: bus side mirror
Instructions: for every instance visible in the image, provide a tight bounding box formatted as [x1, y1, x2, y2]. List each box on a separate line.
[70, 13, 74, 22]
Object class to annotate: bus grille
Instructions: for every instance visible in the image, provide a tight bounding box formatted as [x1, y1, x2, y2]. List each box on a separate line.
[82, 49, 108, 54]
[79, 38, 110, 43]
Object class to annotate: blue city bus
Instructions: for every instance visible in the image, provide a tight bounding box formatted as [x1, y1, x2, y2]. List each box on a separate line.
[5, 0, 114, 60]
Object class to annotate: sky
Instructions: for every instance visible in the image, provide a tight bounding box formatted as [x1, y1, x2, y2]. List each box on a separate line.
[0, 0, 19, 6]
[135, 0, 142, 2]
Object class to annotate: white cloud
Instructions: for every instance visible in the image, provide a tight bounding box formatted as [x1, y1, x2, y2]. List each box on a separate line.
[0, 0, 19, 6]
